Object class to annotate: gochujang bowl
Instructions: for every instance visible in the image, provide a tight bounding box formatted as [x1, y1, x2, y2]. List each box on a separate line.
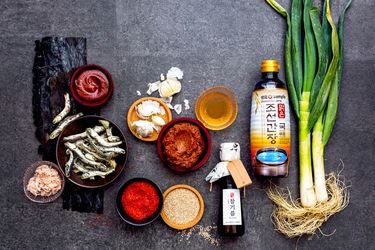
[116, 177, 163, 226]
[156, 117, 212, 172]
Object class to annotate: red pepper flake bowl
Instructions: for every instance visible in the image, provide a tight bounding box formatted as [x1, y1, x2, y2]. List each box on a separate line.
[116, 177, 164, 226]
[70, 64, 114, 107]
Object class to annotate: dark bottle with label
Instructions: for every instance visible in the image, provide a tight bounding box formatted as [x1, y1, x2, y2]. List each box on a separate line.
[218, 175, 244, 236]
[250, 60, 291, 177]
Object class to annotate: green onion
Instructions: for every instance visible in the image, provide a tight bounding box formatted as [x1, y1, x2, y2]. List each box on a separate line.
[264, 0, 352, 236]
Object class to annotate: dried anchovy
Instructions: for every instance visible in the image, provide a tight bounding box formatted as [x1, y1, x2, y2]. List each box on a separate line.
[49, 113, 83, 140]
[98, 120, 120, 142]
[76, 141, 110, 161]
[52, 93, 71, 124]
[81, 168, 115, 180]
[63, 125, 105, 142]
[86, 128, 122, 147]
[64, 142, 109, 171]
[65, 149, 74, 177]
[87, 135, 125, 155]
[73, 159, 96, 172]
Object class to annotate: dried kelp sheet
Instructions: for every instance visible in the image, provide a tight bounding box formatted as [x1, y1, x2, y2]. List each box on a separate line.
[32, 37, 103, 213]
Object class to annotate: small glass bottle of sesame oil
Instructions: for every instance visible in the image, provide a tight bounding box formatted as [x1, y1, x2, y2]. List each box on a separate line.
[250, 60, 291, 177]
[218, 175, 245, 236]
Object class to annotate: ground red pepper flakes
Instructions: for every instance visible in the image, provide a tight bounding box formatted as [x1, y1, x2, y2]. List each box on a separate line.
[121, 181, 160, 221]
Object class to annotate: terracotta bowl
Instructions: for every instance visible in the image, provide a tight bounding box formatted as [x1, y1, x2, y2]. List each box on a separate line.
[156, 117, 212, 172]
[56, 115, 127, 188]
[116, 177, 163, 226]
[23, 161, 65, 203]
[70, 64, 114, 107]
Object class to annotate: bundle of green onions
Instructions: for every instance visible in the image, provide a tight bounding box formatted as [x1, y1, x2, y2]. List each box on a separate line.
[265, 0, 352, 237]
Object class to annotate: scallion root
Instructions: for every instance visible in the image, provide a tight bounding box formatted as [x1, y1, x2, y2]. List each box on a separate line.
[266, 172, 349, 238]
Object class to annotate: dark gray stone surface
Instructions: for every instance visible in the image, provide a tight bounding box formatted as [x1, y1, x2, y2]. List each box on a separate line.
[0, 0, 373, 249]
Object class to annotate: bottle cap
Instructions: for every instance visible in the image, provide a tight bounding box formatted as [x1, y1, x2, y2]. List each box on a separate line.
[261, 60, 280, 73]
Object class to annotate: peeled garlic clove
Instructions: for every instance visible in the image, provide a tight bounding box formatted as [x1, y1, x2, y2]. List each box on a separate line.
[158, 79, 181, 98]
[136, 100, 162, 119]
[131, 120, 154, 138]
[152, 116, 166, 126]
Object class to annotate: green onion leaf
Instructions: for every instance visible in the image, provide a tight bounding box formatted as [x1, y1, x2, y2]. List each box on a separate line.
[302, 0, 317, 93]
[307, 0, 339, 131]
[322, 0, 353, 145]
[309, 8, 331, 110]
[265, 0, 300, 117]
[291, 0, 303, 100]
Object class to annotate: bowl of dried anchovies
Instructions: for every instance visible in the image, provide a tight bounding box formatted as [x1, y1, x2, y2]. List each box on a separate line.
[56, 115, 128, 188]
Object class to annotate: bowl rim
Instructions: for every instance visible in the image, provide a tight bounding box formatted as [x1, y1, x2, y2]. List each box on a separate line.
[23, 161, 65, 203]
[160, 184, 204, 230]
[156, 117, 212, 172]
[116, 177, 164, 226]
[127, 97, 173, 142]
[194, 85, 238, 130]
[55, 115, 128, 188]
[70, 64, 114, 107]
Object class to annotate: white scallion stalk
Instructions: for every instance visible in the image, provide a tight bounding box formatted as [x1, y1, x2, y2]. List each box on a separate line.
[299, 92, 317, 207]
[312, 114, 328, 203]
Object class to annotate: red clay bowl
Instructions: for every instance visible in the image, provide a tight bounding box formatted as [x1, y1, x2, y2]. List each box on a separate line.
[70, 64, 114, 107]
[156, 117, 212, 172]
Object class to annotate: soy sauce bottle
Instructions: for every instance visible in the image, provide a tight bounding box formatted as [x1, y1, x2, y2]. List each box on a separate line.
[218, 175, 244, 236]
[250, 60, 291, 177]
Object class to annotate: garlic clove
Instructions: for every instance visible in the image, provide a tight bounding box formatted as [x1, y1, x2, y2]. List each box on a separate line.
[159, 79, 181, 98]
[136, 100, 162, 119]
[131, 120, 154, 138]
[152, 116, 166, 126]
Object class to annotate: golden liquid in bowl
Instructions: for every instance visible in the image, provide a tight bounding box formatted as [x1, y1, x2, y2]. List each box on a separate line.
[195, 86, 237, 130]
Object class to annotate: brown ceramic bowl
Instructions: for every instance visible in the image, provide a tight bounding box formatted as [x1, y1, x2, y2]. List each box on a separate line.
[56, 115, 127, 188]
[156, 117, 212, 172]
[70, 64, 114, 107]
[23, 161, 65, 203]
